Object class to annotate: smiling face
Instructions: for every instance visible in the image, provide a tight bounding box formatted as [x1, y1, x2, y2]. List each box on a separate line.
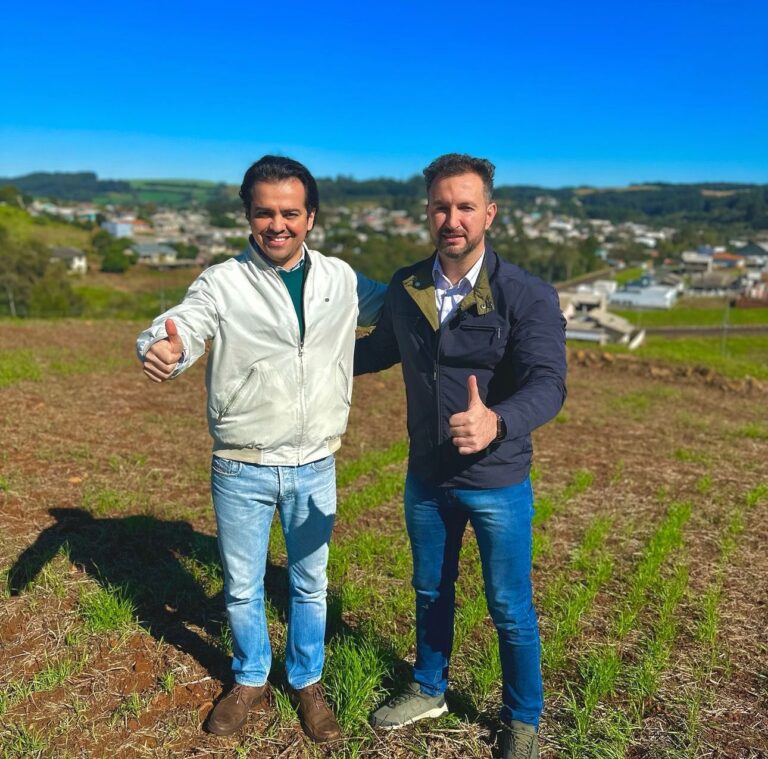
[427, 172, 497, 270]
[248, 178, 315, 269]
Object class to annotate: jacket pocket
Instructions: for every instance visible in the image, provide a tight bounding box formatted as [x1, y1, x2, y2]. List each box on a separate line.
[215, 363, 264, 423]
[459, 324, 500, 342]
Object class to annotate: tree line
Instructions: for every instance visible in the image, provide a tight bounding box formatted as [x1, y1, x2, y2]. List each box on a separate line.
[3, 173, 766, 229]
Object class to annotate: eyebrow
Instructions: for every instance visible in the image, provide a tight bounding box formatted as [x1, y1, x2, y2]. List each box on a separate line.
[251, 206, 303, 214]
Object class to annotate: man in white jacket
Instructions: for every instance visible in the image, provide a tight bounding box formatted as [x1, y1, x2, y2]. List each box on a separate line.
[137, 156, 385, 742]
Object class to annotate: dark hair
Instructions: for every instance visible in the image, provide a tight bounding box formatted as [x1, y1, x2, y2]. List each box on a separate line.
[239, 155, 319, 219]
[423, 153, 495, 200]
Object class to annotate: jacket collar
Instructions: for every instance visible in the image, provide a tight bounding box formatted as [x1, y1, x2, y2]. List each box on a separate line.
[247, 237, 311, 273]
[402, 243, 496, 331]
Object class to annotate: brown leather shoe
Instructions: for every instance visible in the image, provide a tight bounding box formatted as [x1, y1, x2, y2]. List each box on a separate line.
[289, 682, 342, 743]
[206, 683, 268, 735]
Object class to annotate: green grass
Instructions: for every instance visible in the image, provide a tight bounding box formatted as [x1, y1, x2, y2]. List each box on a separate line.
[73, 284, 191, 320]
[613, 300, 768, 328]
[336, 440, 409, 488]
[603, 334, 768, 380]
[0, 345, 132, 388]
[557, 500, 693, 753]
[0, 205, 93, 249]
[542, 516, 615, 672]
[673, 448, 711, 464]
[613, 501, 691, 638]
[0, 651, 87, 721]
[613, 266, 646, 286]
[735, 422, 768, 440]
[0, 350, 42, 387]
[110, 691, 143, 727]
[0, 724, 49, 758]
[324, 633, 390, 732]
[82, 485, 147, 516]
[78, 584, 137, 632]
[680, 483, 767, 753]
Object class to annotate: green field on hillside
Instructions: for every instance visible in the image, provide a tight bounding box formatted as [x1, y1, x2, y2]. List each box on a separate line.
[94, 179, 238, 207]
[0, 206, 93, 249]
[613, 300, 768, 328]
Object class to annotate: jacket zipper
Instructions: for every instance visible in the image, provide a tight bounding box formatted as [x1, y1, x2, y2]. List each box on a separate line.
[217, 366, 256, 423]
[433, 324, 443, 481]
[296, 259, 310, 459]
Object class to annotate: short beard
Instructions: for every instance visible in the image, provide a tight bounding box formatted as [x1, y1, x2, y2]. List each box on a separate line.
[435, 232, 484, 261]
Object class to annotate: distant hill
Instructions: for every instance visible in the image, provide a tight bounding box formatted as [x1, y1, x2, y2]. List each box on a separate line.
[0, 172, 132, 202]
[2, 171, 767, 228]
[0, 172, 236, 207]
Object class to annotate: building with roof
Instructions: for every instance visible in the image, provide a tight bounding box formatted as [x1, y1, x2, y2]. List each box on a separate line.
[50, 246, 87, 274]
[131, 243, 178, 265]
[609, 283, 678, 310]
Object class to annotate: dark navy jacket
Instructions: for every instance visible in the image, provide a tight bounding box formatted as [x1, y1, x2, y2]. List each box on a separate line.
[354, 245, 567, 488]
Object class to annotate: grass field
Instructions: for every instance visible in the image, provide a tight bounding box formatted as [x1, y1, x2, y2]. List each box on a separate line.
[613, 298, 768, 329]
[601, 334, 768, 381]
[1, 321, 766, 758]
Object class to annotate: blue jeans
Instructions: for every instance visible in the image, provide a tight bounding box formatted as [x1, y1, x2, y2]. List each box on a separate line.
[404, 472, 543, 727]
[211, 455, 336, 690]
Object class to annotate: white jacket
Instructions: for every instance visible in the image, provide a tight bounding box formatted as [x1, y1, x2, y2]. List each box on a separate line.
[136, 241, 385, 465]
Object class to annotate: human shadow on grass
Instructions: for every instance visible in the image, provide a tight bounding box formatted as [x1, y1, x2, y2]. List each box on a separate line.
[7, 508, 411, 697]
[8, 507, 497, 744]
[8, 507, 235, 679]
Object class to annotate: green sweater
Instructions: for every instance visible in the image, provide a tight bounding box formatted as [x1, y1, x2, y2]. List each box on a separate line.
[278, 264, 306, 340]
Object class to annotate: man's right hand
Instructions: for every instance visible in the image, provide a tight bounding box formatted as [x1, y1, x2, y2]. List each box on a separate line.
[142, 318, 184, 383]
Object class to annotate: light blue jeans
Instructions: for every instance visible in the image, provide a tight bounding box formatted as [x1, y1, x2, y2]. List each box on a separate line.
[211, 454, 336, 689]
[404, 473, 543, 727]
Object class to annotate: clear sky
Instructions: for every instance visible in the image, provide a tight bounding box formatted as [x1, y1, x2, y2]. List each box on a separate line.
[1, 0, 766, 187]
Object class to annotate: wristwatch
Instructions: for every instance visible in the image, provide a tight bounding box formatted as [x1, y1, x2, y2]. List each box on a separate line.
[494, 413, 506, 442]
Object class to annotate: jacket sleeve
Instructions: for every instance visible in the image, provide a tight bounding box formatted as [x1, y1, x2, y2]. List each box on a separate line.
[135, 272, 221, 379]
[354, 277, 401, 375]
[355, 272, 388, 327]
[491, 282, 567, 438]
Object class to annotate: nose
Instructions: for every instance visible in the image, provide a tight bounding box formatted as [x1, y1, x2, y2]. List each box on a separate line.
[268, 214, 287, 232]
[445, 207, 461, 229]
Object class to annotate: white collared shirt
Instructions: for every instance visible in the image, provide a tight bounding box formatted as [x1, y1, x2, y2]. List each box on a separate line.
[433, 255, 484, 325]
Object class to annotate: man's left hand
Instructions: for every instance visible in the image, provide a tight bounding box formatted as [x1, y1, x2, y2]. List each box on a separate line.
[449, 375, 498, 455]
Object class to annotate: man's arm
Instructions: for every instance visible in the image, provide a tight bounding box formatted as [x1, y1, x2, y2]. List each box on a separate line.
[136, 274, 221, 382]
[354, 278, 401, 376]
[355, 272, 387, 327]
[449, 284, 566, 453]
[492, 285, 567, 438]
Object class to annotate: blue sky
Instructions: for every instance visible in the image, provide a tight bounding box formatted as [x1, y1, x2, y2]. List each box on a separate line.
[1, 0, 766, 187]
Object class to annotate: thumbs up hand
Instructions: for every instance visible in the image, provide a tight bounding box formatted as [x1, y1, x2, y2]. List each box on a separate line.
[142, 318, 185, 383]
[448, 375, 499, 455]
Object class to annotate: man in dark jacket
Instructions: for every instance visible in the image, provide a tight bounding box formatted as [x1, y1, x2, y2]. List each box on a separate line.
[354, 153, 566, 758]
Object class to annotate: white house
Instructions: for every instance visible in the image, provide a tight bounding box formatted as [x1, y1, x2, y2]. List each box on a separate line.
[609, 284, 678, 310]
[50, 246, 88, 275]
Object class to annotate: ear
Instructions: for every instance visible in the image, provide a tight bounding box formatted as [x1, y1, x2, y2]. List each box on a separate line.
[307, 209, 316, 231]
[485, 201, 497, 231]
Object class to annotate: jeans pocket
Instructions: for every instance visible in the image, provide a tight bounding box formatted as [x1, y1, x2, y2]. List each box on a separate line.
[211, 455, 243, 477]
[309, 454, 335, 473]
